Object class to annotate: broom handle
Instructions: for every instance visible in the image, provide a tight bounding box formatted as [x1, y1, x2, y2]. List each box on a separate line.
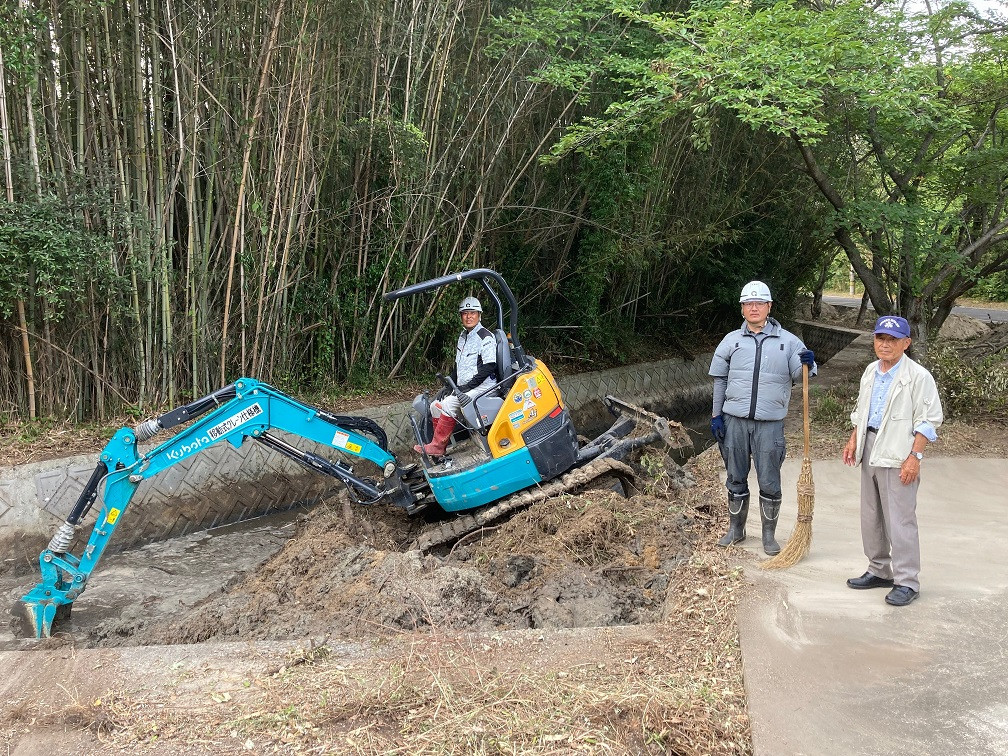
[802, 363, 811, 459]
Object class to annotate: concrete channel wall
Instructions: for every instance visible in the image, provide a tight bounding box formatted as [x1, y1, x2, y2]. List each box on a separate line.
[0, 322, 848, 567]
[795, 320, 863, 365]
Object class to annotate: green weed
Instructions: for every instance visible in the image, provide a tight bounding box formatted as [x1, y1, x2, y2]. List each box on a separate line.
[928, 343, 1008, 422]
[810, 385, 855, 427]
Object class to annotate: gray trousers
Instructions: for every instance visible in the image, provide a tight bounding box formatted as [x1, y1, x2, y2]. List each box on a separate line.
[431, 394, 463, 420]
[719, 415, 785, 501]
[861, 430, 922, 591]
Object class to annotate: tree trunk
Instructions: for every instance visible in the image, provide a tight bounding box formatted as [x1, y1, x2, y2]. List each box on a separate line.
[0, 46, 37, 419]
[811, 254, 830, 320]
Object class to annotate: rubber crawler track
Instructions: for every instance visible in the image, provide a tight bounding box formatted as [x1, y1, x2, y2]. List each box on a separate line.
[411, 456, 636, 552]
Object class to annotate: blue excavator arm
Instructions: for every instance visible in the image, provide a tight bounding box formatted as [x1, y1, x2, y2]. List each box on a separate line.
[21, 377, 423, 639]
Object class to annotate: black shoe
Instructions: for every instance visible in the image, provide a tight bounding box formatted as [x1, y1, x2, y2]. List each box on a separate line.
[846, 571, 894, 590]
[885, 586, 919, 606]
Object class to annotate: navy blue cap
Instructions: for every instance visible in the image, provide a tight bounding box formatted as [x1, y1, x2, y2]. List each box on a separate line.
[873, 315, 910, 338]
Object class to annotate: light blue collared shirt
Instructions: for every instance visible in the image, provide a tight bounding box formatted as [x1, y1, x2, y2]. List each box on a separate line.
[867, 357, 937, 441]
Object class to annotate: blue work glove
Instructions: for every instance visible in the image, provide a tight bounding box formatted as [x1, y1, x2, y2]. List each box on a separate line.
[710, 415, 726, 443]
[799, 349, 815, 367]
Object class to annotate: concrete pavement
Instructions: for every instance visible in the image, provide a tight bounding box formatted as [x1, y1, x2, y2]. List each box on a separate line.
[735, 456, 1008, 755]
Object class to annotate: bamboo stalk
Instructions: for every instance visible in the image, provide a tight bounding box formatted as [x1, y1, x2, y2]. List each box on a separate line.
[220, 2, 283, 387]
[0, 45, 37, 419]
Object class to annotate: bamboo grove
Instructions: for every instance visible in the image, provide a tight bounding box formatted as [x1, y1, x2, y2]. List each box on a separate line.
[0, 0, 817, 421]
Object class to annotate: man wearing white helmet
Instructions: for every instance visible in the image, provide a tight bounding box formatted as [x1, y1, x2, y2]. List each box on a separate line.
[415, 295, 498, 456]
[708, 280, 817, 555]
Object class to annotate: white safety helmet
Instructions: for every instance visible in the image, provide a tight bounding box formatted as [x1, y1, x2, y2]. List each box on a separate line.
[739, 280, 773, 303]
[459, 296, 482, 313]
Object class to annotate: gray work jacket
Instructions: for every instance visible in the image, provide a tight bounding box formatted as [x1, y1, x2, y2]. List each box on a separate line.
[709, 318, 813, 421]
[455, 325, 497, 393]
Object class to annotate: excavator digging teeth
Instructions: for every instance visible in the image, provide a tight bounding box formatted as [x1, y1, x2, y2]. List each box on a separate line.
[9, 601, 34, 639]
[412, 457, 636, 553]
[604, 395, 693, 451]
[10, 599, 69, 640]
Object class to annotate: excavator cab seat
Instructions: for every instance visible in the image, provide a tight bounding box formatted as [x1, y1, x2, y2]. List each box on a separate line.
[494, 329, 515, 384]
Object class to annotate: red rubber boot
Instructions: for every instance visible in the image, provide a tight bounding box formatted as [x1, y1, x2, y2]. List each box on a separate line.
[415, 415, 456, 456]
[414, 415, 442, 453]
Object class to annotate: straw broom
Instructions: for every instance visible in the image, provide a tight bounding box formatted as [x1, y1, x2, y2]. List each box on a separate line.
[763, 363, 814, 569]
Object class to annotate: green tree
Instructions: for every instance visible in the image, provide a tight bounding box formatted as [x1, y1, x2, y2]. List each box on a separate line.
[0, 197, 116, 321]
[488, 0, 826, 355]
[556, 0, 1008, 349]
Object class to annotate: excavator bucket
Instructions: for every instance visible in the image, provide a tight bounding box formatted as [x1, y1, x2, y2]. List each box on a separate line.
[13, 597, 69, 639]
[602, 395, 692, 451]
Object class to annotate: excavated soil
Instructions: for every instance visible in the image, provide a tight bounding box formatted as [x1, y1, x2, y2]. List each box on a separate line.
[76, 449, 703, 649]
[2, 448, 745, 755]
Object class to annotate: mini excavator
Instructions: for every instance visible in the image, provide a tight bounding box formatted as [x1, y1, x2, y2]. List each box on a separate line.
[19, 269, 689, 638]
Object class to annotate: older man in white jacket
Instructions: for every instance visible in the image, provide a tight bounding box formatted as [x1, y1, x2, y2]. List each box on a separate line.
[842, 315, 943, 607]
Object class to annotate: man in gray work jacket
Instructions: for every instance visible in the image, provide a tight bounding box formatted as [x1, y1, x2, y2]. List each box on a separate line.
[708, 281, 817, 554]
[415, 295, 498, 457]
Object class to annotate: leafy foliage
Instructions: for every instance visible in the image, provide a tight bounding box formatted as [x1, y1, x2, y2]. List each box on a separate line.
[972, 271, 1008, 302]
[487, 0, 829, 358]
[546, 0, 1008, 343]
[0, 195, 118, 321]
[929, 342, 1008, 422]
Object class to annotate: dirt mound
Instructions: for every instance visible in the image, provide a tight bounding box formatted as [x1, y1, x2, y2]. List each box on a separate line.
[825, 303, 874, 329]
[795, 297, 841, 322]
[90, 451, 705, 647]
[938, 313, 991, 341]
[956, 321, 1008, 359]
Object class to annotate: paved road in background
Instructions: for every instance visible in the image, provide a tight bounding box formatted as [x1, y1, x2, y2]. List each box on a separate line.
[823, 295, 1008, 323]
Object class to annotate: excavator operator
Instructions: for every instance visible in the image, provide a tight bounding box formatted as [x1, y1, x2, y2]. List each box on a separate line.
[414, 296, 498, 456]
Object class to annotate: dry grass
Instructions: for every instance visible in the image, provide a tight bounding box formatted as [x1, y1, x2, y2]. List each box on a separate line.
[76, 571, 748, 755]
[0, 417, 130, 467]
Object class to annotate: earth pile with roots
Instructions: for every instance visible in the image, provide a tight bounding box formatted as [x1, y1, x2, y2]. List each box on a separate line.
[87, 449, 717, 647]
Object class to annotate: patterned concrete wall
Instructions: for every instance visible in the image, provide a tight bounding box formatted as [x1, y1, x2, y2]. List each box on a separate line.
[0, 353, 715, 555]
[556, 355, 713, 419]
[357, 353, 715, 452]
[1, 437, 348, 557]
[795, 320, 864, 365]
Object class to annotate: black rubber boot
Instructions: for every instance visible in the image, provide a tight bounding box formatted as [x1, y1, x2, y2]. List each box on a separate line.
[760, 496, 781, 555]
[717, 494, 749, 547]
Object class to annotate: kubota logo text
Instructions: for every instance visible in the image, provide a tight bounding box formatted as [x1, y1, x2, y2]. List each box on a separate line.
[164, 403, 264, 460]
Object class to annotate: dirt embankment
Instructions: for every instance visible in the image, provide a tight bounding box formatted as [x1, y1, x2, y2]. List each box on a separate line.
[85, 450, 702, 647]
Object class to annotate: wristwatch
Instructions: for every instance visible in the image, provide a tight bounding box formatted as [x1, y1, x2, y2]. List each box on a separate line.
[911, 451, 923, 460]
